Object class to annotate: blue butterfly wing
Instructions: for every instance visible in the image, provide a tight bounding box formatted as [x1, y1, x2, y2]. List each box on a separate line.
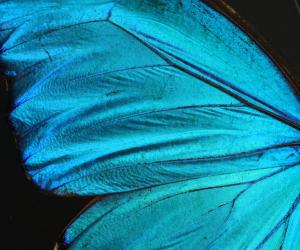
[1, 0, 300, 249]
[2, 0, 299, 196]
[61, 164, 300, 249]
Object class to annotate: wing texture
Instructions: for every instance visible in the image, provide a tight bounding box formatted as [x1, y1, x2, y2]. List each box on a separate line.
[1, 0, 299, 249]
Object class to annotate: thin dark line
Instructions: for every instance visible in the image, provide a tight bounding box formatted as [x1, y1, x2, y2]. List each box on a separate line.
[157, 46, 289, 118]
[202, 0, 300, 96]
[1, 19, 108, 53]
[255, 193, 300, 249]
[108, 20, 300, 131]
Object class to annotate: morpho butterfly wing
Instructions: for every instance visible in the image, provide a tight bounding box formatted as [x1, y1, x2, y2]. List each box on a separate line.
[1, 0, 299, 196]
[60, 165, 300, 249]
[1, 0, 299, 249]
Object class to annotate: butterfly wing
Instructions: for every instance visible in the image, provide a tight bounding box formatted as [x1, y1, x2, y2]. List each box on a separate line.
[60, 163, 300, 249]
[1, 0, 300, 249]
[2, 0, 299, 196]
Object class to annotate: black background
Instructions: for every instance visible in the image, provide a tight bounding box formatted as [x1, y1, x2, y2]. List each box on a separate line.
[2, 1, 300, 249]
